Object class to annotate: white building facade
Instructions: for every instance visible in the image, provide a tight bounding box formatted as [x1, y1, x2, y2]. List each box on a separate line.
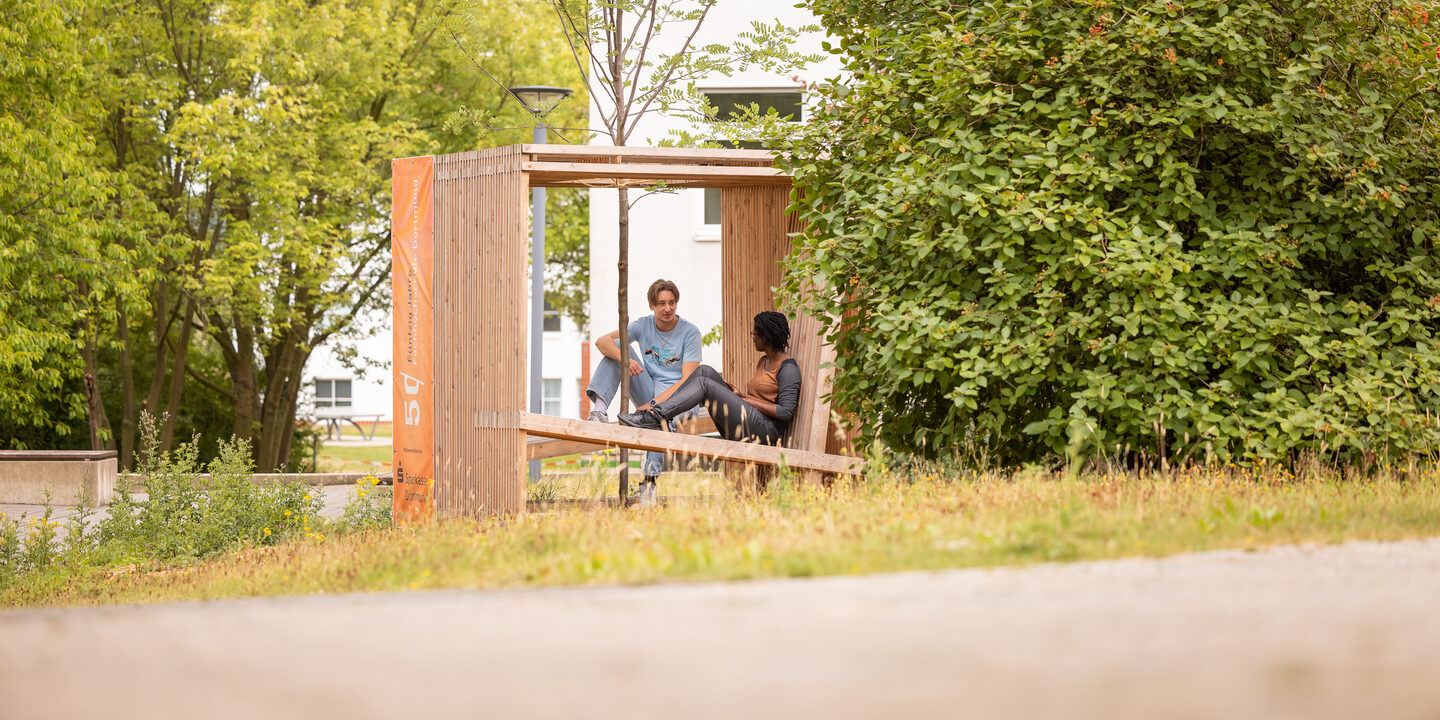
[587, 2, 841, 384]
[304, 292, 590, 425]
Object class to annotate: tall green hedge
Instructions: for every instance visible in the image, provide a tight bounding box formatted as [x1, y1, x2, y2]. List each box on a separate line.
[783, 0, 1440, 464]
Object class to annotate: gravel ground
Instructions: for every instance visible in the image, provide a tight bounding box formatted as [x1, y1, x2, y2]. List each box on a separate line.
[4, 537, 1439, 719]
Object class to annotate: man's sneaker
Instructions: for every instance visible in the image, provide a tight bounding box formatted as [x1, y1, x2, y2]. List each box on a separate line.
[617, 407, 664, 430]
[630, 478, 658, 508]
[587, 409, 608, 423]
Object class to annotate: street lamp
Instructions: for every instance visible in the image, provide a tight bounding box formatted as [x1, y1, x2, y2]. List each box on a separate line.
[508, 84, 573, 482]
[509, 85, 574, 116]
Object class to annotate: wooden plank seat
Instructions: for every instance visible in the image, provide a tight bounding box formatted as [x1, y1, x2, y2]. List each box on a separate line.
[526, 412, 720, 461]
[520, 413, 860, 476]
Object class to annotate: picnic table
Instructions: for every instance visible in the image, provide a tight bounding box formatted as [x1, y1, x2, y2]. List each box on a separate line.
[311, 408, 385, 441]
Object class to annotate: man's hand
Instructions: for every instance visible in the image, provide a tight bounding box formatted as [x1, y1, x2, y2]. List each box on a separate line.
[629, 359, 644, 376]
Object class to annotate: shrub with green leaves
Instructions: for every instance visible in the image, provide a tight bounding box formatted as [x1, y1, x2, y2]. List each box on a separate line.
[0, 416, 380, 591]
[783, 0, 1440, 465]
[98, 422, 324, 562]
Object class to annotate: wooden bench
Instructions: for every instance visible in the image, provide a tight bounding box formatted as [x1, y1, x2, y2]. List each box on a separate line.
[0, 450, 117, 505]
[524, 340, 856, 483]
[521, 414, 859, 476]
[526, 413, 719, 462]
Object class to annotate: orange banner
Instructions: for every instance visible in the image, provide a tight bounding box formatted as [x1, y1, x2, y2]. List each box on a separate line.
[392, 156, 435, 524]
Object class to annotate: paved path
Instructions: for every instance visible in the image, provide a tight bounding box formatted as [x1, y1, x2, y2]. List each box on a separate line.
[4, 538, 1439, 719]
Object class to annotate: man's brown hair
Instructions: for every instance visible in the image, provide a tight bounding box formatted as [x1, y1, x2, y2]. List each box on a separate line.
[647, 278, 679, 305]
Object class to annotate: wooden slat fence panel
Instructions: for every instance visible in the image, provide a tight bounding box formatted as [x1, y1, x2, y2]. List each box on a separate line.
[432, 147, 527, 517]
[719, 185, 839, 487]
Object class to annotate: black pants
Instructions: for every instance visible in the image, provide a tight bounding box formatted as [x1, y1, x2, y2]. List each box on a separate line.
[655, 365, 783, 445]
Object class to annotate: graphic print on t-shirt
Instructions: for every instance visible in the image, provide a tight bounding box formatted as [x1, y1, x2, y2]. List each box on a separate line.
[644, 345, 681, 368]
[628, 315, 701, 388]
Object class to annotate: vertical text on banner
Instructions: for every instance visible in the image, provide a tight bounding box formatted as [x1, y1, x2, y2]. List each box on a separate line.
[391, 156, 435, 524]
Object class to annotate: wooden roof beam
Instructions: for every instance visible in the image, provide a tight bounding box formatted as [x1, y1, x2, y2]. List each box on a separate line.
[522, 143, 776, 165]
[525, 161, 790, 187]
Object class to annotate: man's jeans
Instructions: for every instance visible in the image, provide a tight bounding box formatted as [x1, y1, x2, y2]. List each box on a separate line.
[587, 350, 700, 477]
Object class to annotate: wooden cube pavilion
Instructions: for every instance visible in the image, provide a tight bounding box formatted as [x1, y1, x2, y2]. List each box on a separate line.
[391, 145, 855, 522]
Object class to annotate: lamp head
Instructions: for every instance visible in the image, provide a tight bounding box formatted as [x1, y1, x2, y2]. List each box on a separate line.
[507, 85, 574, 115]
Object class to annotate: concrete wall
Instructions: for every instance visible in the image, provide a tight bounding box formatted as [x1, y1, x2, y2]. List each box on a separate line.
[0, 452, 116, 505]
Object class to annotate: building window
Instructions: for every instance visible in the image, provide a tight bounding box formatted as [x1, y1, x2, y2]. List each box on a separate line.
[703, 92, 803, 122]
[542, 379, 562, 416]
[703, 188, 723, 226]
[543, 299, 561, 333]
[315, 378, 353, 408]
[698, 91, 803, 237]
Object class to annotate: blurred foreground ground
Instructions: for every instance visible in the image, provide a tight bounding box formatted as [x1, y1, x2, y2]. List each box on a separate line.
[3, 537, 1438, 719]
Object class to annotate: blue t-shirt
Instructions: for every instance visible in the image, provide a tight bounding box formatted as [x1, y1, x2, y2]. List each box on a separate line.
[629, 315, 702, 390]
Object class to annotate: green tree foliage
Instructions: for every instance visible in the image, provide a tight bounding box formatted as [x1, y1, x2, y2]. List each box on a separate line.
[1, 0, 587, 467]
[546, 187, 590, 329]
[443, 3, 594, 328]
[784, 0, 1440, 465]
[0, 0, 144, 446]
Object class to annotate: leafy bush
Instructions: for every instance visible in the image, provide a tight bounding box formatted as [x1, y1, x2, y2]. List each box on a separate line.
[784, 0, 1440, 465]
[0, 416, 346, 589]
[0, 492, 70, 586]
[333, 475, 393, 533]
[98, 416, 325, 561]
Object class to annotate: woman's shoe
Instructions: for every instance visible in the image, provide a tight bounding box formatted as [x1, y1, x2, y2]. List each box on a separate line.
[629, 478, 658, 508]
[617, 407, 664, 430]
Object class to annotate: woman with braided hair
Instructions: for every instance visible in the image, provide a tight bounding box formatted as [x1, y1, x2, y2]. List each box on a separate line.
[618, 311, 801, 448]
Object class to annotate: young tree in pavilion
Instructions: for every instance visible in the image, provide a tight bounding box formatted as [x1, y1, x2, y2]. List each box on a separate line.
[544, 0, 816, 492]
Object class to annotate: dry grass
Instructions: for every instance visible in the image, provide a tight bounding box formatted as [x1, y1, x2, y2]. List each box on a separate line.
[6, 460, 1439, 608]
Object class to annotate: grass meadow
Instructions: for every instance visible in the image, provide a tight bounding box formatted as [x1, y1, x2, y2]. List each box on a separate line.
[4, 459, 1439, 608]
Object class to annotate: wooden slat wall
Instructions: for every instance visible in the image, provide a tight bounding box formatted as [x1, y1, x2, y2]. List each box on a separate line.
[721, 185, 836, 486]
[432, 147, 527, 517]
[722, 186, 787, 390]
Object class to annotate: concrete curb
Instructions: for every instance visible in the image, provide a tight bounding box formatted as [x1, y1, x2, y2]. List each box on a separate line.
[120, 473, 392, 488]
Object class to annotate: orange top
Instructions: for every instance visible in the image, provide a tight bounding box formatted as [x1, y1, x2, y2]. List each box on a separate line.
[746, 356, 782, 403]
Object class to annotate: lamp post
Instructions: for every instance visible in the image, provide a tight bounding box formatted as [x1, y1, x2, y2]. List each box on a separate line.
[508, 85, 572, 482]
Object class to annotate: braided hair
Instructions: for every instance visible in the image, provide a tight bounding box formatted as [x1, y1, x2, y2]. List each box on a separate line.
[753, 311, 790, 353]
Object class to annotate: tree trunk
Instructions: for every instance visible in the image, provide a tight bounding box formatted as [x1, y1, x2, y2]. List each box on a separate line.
[610, 9, 631, 499]
[617, 186, 631, 497]
[272, 344, 310, 470]
[255, 327, 312, 471]
[256, 338, 292, 471]
[80, 331, 112, 452]
[144, 281, 173, 418]
[117, 298, 136, 469]
[160, 298, 196, 450]
[231, 323, 259, 443]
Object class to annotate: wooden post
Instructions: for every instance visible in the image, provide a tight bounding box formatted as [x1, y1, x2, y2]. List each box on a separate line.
[395, 147, 529, 519]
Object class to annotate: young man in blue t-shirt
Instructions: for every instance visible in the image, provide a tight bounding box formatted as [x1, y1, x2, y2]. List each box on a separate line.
[586, 278, 703, 505]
